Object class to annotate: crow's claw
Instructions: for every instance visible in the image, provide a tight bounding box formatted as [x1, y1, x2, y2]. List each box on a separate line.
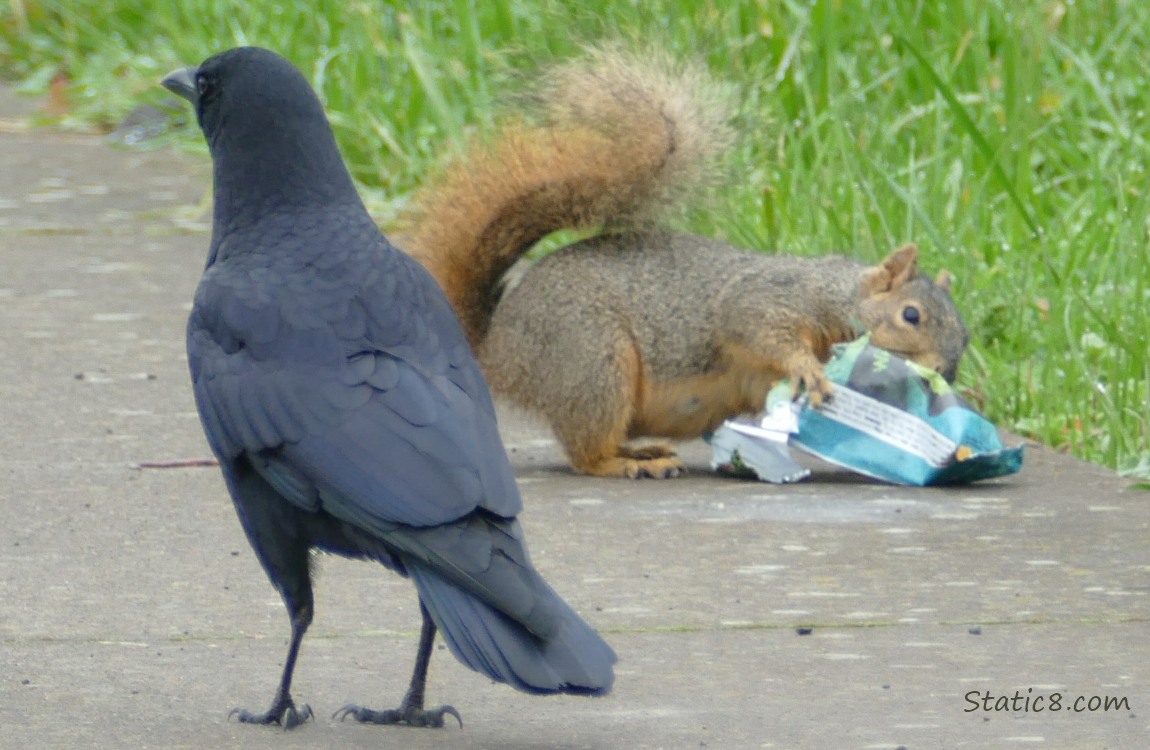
[228, 701, 312, 730]
[332, 702, 462, 729]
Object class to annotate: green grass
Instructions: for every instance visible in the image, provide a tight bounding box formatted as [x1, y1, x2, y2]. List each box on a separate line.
[4, 0, 1150, 475]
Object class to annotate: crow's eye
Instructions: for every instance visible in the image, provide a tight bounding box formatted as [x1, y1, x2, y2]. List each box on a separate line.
[196, 74, 211, 95]
[902, 305, 921, 326]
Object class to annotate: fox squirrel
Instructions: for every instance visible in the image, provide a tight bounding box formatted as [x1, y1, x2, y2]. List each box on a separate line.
[404, 47, 969, 479]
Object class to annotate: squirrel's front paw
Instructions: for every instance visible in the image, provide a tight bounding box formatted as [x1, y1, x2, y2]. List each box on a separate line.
[788, 359, 833, 406]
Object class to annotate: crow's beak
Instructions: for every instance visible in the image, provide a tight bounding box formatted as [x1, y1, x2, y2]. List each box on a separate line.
[162, 66, 199, 104]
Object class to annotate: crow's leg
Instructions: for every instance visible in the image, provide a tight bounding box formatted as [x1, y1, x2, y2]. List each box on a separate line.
[225, 480, 316, 732]
[229, 599, 314, 729]
[333, 602, 461, 729]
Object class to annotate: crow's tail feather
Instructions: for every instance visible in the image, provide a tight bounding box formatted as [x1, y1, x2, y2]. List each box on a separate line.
[407, 564, 616, 696]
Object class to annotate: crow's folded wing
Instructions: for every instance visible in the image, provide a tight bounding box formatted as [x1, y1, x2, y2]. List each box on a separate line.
[188, 249, 524, 528]
[189, 288, 555, 631]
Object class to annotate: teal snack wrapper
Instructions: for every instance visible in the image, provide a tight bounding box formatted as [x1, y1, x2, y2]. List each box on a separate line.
[711, 335, 1024, 485]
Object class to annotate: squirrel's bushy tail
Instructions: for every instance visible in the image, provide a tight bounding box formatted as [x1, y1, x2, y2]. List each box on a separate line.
[403, 44, 734, 348]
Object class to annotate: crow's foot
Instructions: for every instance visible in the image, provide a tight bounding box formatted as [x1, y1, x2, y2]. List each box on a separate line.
[228, 700, 313, 730]
[333, 702, 462, 728]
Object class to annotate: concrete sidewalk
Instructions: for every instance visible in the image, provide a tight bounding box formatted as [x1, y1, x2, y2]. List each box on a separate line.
[0, 85, 1146, 750]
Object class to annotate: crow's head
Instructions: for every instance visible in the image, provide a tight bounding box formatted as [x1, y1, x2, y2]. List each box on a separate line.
[162, 47, 359, 220]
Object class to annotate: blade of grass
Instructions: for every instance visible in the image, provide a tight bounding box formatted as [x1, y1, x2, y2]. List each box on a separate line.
[896, 33, 1040, 239]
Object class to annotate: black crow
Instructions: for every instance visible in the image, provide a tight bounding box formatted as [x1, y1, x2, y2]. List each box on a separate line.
[162, 46, 615, 731]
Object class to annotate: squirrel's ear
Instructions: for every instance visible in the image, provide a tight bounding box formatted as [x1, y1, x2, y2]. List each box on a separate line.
[935, 270, 954, 295]
[860, 243, 919, 295]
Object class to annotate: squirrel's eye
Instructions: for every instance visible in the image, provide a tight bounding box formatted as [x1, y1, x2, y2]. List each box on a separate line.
[902, 305, 921, 326]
